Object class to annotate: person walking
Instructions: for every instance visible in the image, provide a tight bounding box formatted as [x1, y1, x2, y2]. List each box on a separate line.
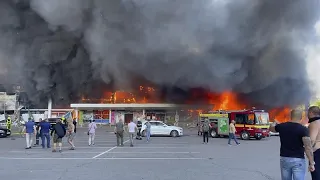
[67, 120, 76, 150]
[51, 119, 66, 153]
[88, 120, 97, 146]
[23, 118, 36, 149]
[114, 119, 124, 146]
[145, 120, 151, 143]
[39, 118, 51, 148]
[228, 120, 240, 146]
[269, 109, 315, 180]
[307, 106, 320, 179]
[127, 119, 137, 147]
[202, 119, 210, 144]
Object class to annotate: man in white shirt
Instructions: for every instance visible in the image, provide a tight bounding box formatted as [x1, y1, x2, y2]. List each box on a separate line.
[88, 120, 97, 146]
[127, 119, 137, 147]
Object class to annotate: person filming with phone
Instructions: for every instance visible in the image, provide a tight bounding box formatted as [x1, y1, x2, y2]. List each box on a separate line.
[269, 109, 315, 180]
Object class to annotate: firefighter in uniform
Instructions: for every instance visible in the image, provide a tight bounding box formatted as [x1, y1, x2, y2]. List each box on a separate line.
[6, 116, 12, 130]
[136, 120, 142, 140]
[61, 117, 66, 127]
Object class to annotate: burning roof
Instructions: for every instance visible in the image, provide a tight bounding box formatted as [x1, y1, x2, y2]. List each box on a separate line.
[0, 0, 318, 115]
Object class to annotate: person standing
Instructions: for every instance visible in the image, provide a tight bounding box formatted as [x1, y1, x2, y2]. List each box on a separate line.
[67, 120, 76, 150]
[23, 118, 36, 149]
[88, 120, 97, 146]
[114, 119, 124, 146]
[73, 118, 77, 134]
[6, 116, 11, 131]
[39, 118, 51, 148]
[33, 121, 41, 147]
[307, 106, 320, 179]
[269, 109, 315, 180]
[51, 119, 66, 152]
[145, 120, 151, 143]
[127, 119, 137, 147]
[228, 120, 240, 145]
[202, 119, 210, 144]
[197, 121, 203, 136]
[136, 120, 142, 140]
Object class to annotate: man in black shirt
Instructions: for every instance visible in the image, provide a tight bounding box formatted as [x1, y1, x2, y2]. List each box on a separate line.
[270, 109, 314, 180]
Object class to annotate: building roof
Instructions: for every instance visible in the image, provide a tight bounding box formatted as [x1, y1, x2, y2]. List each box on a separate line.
[20, 109, 73, 112]
[70, 103, 212, 110]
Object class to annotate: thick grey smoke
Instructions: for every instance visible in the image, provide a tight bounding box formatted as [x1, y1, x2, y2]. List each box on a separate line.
[0, 0, 319, 107]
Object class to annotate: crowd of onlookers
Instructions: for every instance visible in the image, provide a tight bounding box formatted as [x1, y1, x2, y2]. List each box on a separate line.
[22, 117, 152, 152]
[23, 117, 77, 152]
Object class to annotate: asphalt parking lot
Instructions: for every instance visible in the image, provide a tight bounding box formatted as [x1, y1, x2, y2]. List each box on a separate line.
[0, 128, 312, 180]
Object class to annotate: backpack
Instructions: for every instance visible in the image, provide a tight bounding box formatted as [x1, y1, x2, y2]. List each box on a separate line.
[202, 122, 210, 132]
[55, 123, 65, 138]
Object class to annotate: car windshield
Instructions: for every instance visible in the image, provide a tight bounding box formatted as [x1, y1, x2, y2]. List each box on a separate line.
[255, 112, 269, 125]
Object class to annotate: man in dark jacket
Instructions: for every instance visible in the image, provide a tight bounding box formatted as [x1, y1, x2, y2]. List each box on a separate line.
[51, 119, 66, 152]
[40, 119, 51, 148]
[136, 120, 142, 140]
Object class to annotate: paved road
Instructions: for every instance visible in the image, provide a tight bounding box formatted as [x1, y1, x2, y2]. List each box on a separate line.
[0, 128, 312, 180]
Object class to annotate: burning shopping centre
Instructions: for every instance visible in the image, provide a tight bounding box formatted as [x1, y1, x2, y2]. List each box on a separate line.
[0, 0, 319, 123]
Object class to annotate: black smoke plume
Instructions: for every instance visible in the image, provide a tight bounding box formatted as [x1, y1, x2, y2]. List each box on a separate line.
[0, 0, 319, 108]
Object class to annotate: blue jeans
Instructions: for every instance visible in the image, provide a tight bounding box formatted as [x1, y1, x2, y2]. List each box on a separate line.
[41, 133, 51, 148]
[146, 130, 151, 142]
[228, 133, 239, 144]
[280, 157, 306, 180]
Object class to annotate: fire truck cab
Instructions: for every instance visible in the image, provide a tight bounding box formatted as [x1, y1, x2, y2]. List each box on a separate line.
[199, 109, 270, 140]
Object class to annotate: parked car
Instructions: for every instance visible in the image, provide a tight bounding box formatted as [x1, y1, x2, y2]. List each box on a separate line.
[141, 120, 183, 137]
[0, 127, 11, 138]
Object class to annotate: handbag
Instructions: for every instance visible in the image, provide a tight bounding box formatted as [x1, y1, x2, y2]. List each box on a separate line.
[87, 124, 93, 135]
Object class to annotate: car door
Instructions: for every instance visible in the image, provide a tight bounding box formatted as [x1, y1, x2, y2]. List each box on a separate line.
[149, 122, 159, 135]
[156, 122, 170, 135]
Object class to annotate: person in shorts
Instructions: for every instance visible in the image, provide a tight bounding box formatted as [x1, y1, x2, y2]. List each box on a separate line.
[67, 120, 76, 150]
[51, 119, 66, 152]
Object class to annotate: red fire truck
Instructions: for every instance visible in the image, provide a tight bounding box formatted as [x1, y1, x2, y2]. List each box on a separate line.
[199, 108, 270, 140]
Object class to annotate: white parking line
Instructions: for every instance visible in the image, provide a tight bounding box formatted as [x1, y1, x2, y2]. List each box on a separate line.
[0, 157, 205, 160]
[92, 139, 130, 159]
[9, 151, 106, 154]
[7, 151, 200, 154]
[105, 152, 200, 154]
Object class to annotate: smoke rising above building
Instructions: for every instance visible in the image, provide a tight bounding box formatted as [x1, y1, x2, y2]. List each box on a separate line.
[0, 0, 319, 108]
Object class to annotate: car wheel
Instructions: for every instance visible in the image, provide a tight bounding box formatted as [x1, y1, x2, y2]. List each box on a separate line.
[142, 130, 146, 137]
[210, 130, 218, 138]
[240, 131, 250, 140]
[170, 130, 179, 137]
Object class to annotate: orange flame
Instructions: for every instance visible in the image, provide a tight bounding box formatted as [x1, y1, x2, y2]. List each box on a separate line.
[207, 91, 247, 110]
[80, 87, 293, 123]
[269, 108, 291, 123]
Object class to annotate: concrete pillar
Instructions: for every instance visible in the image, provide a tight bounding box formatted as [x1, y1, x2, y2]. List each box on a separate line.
[75, 109, 79, 122]
[47, 98, 52, 118]
[109, 109, 112, 127]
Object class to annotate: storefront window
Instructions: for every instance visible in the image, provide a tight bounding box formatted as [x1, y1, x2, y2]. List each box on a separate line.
[93, 110, 110, 124]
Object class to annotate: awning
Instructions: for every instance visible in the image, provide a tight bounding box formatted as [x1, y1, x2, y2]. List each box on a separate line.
[70, 103, 213, 111]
